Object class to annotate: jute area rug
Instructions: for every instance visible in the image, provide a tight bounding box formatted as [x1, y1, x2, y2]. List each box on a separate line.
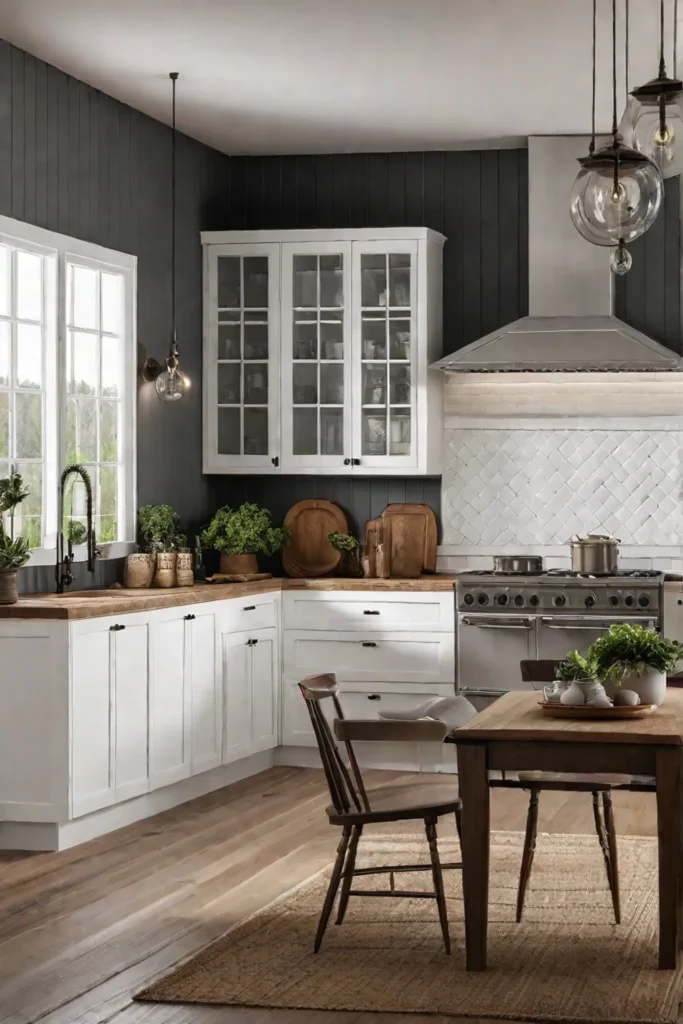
[137, 831, 683, 1023]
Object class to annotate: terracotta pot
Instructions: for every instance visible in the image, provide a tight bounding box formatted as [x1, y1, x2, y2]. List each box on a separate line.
[0, 569, 18, 605]
[124, 553, 156, 589]
[219, 553, 258, 575]
[176, 550, 194, 587]
[154, 551, 177, 588]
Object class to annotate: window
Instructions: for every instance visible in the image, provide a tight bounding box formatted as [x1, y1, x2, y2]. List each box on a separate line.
[0, 215, 136, 564]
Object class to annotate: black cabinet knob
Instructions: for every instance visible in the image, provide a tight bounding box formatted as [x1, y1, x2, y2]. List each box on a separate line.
[343, 458, 352, 465]
[353, 458, 361, 466]
[271, 456, 279, 467]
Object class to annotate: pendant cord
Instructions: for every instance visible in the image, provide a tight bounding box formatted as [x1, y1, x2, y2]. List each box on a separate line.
[675, 0, 679, 78]
[590, 0, 597, 154]
[612, 0, 618, 138]
[170, 72, 178, 350]
[625, 0, 629, 98]
[660, 0, 666, 77]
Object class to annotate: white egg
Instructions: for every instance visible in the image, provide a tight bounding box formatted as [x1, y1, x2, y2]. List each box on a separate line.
[614, 689, 640, 707]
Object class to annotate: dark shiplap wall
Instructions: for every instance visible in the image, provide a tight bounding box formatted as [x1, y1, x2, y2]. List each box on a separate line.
[207, 149, 531, 537]
[0, 42, 232, 591]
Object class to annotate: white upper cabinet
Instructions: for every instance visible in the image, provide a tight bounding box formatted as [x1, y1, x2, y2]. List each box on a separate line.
[202, 228, 444, 476]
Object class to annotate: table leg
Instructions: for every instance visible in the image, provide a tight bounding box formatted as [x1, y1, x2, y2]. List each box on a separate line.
[656, 747, 683, 969]
[457, 742, 490, 971]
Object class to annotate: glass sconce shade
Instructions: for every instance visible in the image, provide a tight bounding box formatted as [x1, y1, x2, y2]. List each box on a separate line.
[569, 142, 663, 246]
[618, 78, 683, 179]
[155, 363, 191, 402]
[610, 243, 633, 275]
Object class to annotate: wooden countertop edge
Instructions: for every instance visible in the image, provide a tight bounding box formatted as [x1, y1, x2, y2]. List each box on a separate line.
[448, 730, 683, 746]
[0, 575, 458, 620]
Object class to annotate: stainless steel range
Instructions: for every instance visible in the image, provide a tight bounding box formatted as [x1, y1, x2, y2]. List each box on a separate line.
[455, 569, 663, 708]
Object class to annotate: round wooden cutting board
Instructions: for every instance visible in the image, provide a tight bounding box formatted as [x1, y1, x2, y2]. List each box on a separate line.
[282, 499, 349, 578]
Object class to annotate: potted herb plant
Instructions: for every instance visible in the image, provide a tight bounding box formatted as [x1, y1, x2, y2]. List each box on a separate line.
[588, 623, 682, 706]
[0, 472, 31, 604]
[555, 650, 606, 706]
[329, 532, 363, 578]
[127, 504, 184, 588]
[201, 503, 290, 575]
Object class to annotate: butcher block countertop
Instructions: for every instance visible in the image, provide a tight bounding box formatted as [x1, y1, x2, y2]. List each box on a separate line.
[0, 575, 458, 620]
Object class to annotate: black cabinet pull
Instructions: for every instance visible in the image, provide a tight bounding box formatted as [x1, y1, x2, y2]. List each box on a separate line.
[353, 458, 361, 466]
[368, 693, 381, 700]
[363, 609, 380, 615]
[251, 638, 258, 645]
[246, 638, 259, 646]
[110, 623, 125, 631]
[184, 613, 195, 620]
[361, 641, 377, 647]
[243, 605, 256, 611]
[343, 458, 351, 466]
[271, 456, 279, 467]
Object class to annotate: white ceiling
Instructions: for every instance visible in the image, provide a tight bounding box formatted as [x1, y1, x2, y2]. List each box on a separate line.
[0, 0, 679, 155]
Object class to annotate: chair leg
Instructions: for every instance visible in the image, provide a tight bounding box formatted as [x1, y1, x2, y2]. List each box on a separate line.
[592, 791, 612, 886]
[425, 817, 451, 955]
[336, 824, 363, 926]
[314, 825, 351, 953]
[602, 792, 621, 925]
[516, 787, 539, 923]
[454, 803, 463, 849]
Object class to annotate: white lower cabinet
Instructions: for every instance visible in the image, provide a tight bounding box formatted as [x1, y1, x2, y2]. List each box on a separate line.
[189, 610, 222, 774]
[222, 625, 279, 763]
[71, 613, 150, 817]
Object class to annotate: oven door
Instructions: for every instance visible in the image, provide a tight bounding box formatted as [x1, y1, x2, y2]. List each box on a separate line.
[537, 615, 658, 662]
[457, 615, 536, 709]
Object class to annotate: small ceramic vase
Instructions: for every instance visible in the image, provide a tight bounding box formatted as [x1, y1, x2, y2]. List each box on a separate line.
[0, 569, 18, 605]
[124, 552, 156, 588]
[560, 681, 586, 706]
[154, 551, 177, 588]
[176, 550, 194, 587]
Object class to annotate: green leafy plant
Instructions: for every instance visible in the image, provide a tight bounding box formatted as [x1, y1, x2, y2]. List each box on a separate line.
[328, 532, 359, 552]
[0, 533, 30, 570]
[0, 472, 31, 569]
[556, 650, 597, 682]
[67, 520, 88, 547]
[588, 623, 683, 683]
[137, 504, 183, 552]
[200, 503, 290, 555]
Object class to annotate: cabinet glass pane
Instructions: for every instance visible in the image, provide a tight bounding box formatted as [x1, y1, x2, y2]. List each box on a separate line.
[244, 363, 268, 404]
[293, 255, 317, 308]
[293, 363, 317, 404]
[321, 408, 343, 455]
[363, 364, 386, 405]
[319, 255, 343, 307]
[243, 316, 268, 360]
[389, 411, 411, 455]
[362, 316, 386, 359]
[293, 315, 317, 360]
[389, 253, 411, 307]
[244, 408, 268, 455]
[320, 364, 343, 405]
[217, 256, 241, 308]
[362, 410, 386, 456]
[390, 364, 411, 405]
[320, 313, 343, 359]
[217, 407, 241, 454]
[218, 323, 240, 360]
[361, 254, 386, 307]
[243, 257, 268, 307]
[217, 364, 241, 405]
[293, 408, 318, 455]
[389, 319, 410, 360]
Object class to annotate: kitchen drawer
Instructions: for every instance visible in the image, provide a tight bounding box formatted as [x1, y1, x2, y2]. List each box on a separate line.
[218, 592, 278, 633]
[281, 677, 454, 748]
[283, 630, 454, 684]
[283, 591, 453, 632]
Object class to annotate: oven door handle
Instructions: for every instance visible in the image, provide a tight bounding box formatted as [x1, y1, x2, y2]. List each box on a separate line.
[461, 617, 532, 629]
[540, 616, 657, 630]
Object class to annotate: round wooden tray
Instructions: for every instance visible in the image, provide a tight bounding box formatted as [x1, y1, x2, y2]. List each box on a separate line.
[538, 701, 657, 719]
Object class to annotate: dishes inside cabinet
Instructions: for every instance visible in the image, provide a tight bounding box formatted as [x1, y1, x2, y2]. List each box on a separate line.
[282, 499, 348, 579]
[381, 503, 437, 577]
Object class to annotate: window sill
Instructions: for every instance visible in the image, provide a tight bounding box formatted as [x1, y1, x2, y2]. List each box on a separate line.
[24, 542, 136, 568]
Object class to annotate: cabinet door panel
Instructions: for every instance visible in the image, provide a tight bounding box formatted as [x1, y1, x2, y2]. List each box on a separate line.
[71, 628, 114, 815]
[284, 630, 454, 684]
[250, 629, 278, 752]
[149, 616, 190, 789]
[114, 624, 149, 800]
[222, 630, 252, 763]
[191, 612, 221, 773]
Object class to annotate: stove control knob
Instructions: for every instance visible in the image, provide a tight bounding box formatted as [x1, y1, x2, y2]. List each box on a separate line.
[553, 595, 566, 608]
[624, 594, 635, 608]
[638, 593, 650, 608]
[608, 594, 620, 607]
[463, 593, 474, 606]
[514, 594, 525, 607]
[496, 593, 508, 606]
[477, 593, 489, 606]
[585, 594, 596, 608]
[529, 594, 540, 607]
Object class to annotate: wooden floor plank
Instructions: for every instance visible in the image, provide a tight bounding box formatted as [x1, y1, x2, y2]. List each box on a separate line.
[0, 766, 659, 1024]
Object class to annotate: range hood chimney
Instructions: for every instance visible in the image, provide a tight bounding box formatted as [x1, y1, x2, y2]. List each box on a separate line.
[431, 136, 680, 373]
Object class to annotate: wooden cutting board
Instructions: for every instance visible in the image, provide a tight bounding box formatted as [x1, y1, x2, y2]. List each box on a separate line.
[381, 503, 438, 578]
[363, 518, 382, 578]
[282, 500, 349, 579]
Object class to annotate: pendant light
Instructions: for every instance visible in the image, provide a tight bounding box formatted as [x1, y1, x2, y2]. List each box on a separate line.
[619, 0, 683, 178]
[142, 72, 191, 401]
[569, 0, 664, 274]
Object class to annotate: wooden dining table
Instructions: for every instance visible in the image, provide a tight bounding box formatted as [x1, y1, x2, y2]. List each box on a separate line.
[448, 689, 683, 971]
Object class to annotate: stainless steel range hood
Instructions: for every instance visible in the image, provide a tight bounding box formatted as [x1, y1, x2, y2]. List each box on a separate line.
[431, 136, 681, 373]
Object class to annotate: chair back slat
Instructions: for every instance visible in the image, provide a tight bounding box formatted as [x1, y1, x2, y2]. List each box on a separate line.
[299, 674, 367, 814]
[520, 659, 561, 683]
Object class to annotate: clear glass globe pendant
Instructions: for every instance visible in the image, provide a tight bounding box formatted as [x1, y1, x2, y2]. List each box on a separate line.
[619, 76, 683, 178]
[153, 340, 191, 402]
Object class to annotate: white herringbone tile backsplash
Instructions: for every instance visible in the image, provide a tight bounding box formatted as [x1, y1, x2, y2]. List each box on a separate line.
[443, 428, 683, 548]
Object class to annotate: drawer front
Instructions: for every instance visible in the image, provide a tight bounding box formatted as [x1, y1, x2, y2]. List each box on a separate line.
[283, 630, 454, 684]
[283, 592, 453, 632]
[219, 593, 278, 633]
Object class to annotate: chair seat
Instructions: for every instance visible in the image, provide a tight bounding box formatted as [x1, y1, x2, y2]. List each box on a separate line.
[490, 771, 636, 792]
[328, 782, 461, 825]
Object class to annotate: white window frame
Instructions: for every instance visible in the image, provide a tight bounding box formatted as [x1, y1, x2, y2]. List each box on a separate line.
[0, 213, 137, 566]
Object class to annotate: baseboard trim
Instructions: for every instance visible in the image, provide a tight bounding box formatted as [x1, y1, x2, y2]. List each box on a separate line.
[275, 745, 458, 774]
[0, 750, 275, 851]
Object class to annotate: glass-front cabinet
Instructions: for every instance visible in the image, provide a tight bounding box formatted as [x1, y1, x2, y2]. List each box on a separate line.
[202, 229, 443, 476]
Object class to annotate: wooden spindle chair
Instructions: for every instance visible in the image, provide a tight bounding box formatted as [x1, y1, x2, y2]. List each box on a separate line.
[299, 673, 463, 954]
